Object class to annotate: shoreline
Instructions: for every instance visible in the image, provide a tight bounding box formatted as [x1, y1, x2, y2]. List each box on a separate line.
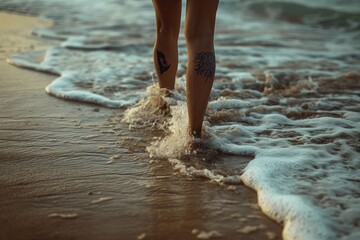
[0, 12, 282, 240]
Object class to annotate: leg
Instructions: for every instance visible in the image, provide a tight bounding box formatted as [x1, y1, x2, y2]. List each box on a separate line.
[185, 0, 219, 137]
[152, 0, 182, 90]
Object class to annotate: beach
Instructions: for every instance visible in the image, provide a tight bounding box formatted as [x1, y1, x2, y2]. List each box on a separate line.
[1, 0, 360, 239]
[0, 12, 282, 240]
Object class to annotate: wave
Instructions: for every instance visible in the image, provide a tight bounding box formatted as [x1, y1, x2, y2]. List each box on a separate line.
[3, 0, 360, 239]
[245, 1, 360, 30]
[123, 75, 360, 239]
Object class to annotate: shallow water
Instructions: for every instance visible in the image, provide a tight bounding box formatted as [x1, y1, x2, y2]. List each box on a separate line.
[1, 0, 360, 239]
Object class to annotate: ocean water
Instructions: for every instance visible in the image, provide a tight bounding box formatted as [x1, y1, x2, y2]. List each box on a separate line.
[1, 0, 360, 239]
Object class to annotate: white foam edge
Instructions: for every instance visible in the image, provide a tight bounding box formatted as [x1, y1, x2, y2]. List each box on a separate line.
[45, 72, 136, 108]
[240, 148, 338, 240]
[8, 54, 137, 108]
[61, 36, 110, 50]
[168, 158, 243, 184]
[7, 54, 60, 75]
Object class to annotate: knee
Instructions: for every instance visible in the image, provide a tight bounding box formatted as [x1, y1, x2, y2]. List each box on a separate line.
[184, 27, 214, 47]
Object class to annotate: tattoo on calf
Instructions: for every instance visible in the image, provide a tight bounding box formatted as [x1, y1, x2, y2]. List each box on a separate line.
[194, 52, 215, 83]
[156, 50, 170, 74]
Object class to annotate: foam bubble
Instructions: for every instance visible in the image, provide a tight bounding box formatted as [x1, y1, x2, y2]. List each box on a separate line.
[128, 79, 360, 240]
[4, 0, 360, 239]
[9, 46, 151, 108]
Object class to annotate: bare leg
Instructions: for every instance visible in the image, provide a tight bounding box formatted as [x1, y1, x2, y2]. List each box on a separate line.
[185, 0, 219, 137]
[152, 0, 182, 90]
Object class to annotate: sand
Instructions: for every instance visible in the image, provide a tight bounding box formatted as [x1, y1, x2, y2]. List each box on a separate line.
[0, 12, 282, 240]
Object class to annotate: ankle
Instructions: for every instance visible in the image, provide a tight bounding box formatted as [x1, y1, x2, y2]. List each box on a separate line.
[188, 128, 202, 138]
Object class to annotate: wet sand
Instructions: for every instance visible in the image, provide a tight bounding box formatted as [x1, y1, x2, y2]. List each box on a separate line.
[0, 12, 282, 240]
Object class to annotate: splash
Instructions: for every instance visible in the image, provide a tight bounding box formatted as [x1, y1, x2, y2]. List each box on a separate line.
[123, 72, 360, 240]
[2, 0, 360, 239]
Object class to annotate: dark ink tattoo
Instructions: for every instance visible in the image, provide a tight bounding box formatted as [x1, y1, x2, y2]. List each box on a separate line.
[194, 52, 215, 83]
[156, 50, 170, 74]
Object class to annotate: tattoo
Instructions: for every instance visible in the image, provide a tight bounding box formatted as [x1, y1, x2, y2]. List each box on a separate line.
[194, 52, 215, 83]
[156, 50, 170, 74]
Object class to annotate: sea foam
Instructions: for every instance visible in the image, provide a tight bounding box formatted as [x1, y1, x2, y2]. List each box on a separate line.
[3, 0, 360, 239]
[123, 74, 360, 240]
